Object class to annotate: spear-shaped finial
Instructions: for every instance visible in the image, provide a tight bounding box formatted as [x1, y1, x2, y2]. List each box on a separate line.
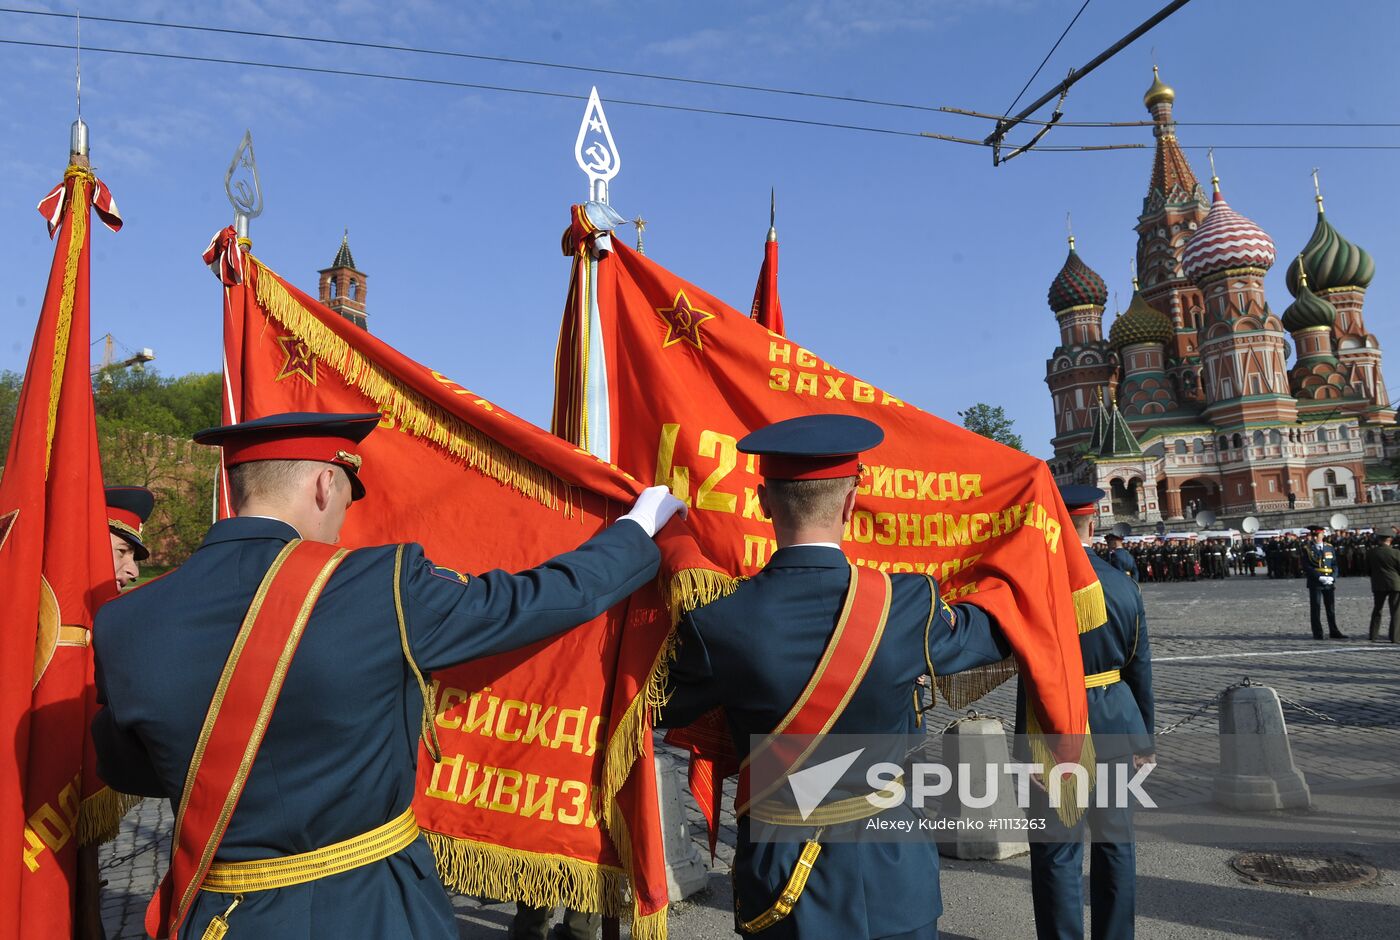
[766, 188, 777, 243]
[1130, 257, 1139, 291]
[1311, 167, 1324, 213]
[70, 10, 89, 160]
[1207, 147, 1220, 193]
[633, 216, 647, 255]
[1066, 211, 1074, 249]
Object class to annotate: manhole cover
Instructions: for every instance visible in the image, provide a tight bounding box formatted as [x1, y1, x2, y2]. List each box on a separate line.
[1230, 851, 1379, 889]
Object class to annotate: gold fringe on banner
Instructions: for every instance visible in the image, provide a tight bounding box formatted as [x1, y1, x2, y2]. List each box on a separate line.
[1073, 580, 1107, 634]
[77, 786, 142, 847]
[1024, 702, 1096, 828]
[424, 831, 629, 915]
[248, 258, 563, 512]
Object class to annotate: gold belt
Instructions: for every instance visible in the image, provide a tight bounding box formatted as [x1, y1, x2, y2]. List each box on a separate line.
[745, 775, 901, 828]
[1084, 668, 1122, 689]
[201, 807, 419, 894]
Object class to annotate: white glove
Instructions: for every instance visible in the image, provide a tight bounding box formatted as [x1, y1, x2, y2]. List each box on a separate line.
[1319, 575, 1334, 587]
[619, 485, 688, 538]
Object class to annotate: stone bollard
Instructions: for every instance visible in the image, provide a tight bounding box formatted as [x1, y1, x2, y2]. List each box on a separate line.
[1213, 683, 1311, 811]
[654, 749, 709, 900]
[936, 717, 1029, 860]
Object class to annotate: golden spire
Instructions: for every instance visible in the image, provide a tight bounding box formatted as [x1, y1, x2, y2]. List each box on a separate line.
[1296, 253, 1310, 290]
[1311, 167, 1324, 214]
[633, 216, 647, 254]
[1130, 258, 1139, 291]
[1066, 211, 1075, 250]
[1207, 148, 1220, 194]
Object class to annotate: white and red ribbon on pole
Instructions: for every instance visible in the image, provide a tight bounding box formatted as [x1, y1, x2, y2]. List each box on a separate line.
[202, 226, 247, 287]
[36, 171, 122, 238]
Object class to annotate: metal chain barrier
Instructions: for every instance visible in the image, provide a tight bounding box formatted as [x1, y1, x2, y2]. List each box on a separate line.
[1275, 694, 1340, 724]
[100, 835, 162, 871]
[1157, 677, 1251, 736]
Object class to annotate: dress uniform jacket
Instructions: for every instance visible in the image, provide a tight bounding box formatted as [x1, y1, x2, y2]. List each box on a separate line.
[1019, 549, 1153, 940]
[661, 545, 1011, 939]
[1106, 547, 1138, 582]
[92, 515, 660, 939]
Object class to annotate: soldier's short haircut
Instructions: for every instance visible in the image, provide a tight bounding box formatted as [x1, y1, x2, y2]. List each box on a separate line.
[227, 459, 331, 510]
[1071, 515, 1094, 541]
[763, 477, 856, 528]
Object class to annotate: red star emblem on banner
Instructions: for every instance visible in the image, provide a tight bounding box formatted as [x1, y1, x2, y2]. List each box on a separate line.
[656, 290, 716, 351]
[275, 334, 318, 385]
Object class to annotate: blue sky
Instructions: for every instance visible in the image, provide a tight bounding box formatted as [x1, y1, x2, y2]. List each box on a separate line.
[1, 0, 1397, 458]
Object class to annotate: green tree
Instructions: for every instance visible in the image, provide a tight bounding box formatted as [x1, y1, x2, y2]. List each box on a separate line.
[959, 403, 1024, 451]
[0, 370, 20, 462]
[93, 368, 223, 565]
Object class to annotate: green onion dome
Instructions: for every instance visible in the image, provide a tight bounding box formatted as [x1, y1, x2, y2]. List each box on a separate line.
[1285, 209, 1374, 295]
[1109, 290, 1174, 350]
[1282, 277, 1337, 333]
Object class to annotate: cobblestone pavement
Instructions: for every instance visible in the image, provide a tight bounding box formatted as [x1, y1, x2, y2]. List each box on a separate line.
[100, 575, 1400, 937]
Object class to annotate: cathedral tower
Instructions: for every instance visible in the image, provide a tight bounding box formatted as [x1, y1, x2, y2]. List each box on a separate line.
[1046, 238, 1116, 452]
[1135, 67, 1210, 407]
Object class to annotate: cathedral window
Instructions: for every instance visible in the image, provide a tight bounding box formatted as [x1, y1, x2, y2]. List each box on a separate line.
[329, 280, 338, 298]
[1325, 470, 1338, 485]
[349, 279, 359, 300]
[1232, 433, 1244, 449]
[1252, 431, 1265, 447]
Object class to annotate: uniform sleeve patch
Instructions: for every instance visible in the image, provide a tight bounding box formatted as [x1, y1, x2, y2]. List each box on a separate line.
[431, 566, 471, 585]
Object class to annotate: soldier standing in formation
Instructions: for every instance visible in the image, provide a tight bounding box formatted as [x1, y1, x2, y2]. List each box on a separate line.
[1024, 486, 1154, 940]
[1300, 526, 1347, 640]
[1366, 533, 1400, 643]
[661, 414, 1013, 940]
[92, 412, 685, 939]
[1104, 532, 1138, 581]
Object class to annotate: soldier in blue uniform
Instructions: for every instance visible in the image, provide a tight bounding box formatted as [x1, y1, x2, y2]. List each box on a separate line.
[1104, 533, 1137, 582]
[660, 415, 1012, 939]
[105, 485, 154, 588]
[1020, 485, 1154, 940]
[1301, 526, 1347, 639]
[91, 412, 685, 939]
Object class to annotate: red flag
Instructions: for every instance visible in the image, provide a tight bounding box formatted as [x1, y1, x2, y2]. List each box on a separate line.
[749, 237, 784, 336]
[0, 165, 124, 939]
[553, 218, 1099, 837]
[204, 229, 706, 938]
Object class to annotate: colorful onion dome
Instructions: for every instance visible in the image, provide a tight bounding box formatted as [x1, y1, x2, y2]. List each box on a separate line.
[1047, 239, 1109, 313]
[1285, 209, 1375, 295]
[1182, 183, 1276, 283]
[1109, 290, 1175, 350]
[1144, 65, 1175, 109]
[1282, 267, 1337, 333]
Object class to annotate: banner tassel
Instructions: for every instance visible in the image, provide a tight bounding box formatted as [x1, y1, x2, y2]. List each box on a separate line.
[1073, 580, 1107, 634]
[77, 786, 142, 846]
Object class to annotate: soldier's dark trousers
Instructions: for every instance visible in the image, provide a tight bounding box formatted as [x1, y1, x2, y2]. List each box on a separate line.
[1029, 780, 1135, 940]
[511, 904, 600, 940]
[1308, 586, 1341, 638]
[1369, 590, 1400, 641]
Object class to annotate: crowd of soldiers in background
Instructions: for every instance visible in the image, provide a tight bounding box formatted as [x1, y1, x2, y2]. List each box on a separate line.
[1093, 530, 1396, 583]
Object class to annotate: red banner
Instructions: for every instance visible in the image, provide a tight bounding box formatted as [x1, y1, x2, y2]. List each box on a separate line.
[749, 238, 784, 336]
[0, 167, 124, 939]
[209, 230, 711, 938]
[553, 228, 1101, 827]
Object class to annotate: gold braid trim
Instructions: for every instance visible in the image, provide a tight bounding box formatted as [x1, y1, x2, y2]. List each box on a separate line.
[45, 171, 89, 474]
[248, 257, 562, 512]
[935, 658, 1019, 711]
[423, 831, 629, 916]
[77, 786, 142, 847]
[1024, 702, 1096, 828]
[1073, 580, 1108, 634]
[606, 807, 670, 940]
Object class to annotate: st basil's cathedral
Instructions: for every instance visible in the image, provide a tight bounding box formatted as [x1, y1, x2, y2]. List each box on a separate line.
[1046, 68, 1395, 524]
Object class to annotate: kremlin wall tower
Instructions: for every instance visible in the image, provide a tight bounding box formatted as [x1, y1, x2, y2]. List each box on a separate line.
[1046, 68, 1395, 524]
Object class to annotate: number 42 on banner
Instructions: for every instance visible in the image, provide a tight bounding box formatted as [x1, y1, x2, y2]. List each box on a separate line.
[654, 422, 753, 514]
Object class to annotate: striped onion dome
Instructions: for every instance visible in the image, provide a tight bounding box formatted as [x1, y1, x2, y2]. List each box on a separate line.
[1282, 277, 1337, 333]
[1109, 290, 1174, 350]
[1182, 185, 1276, 283]
[1285, 210, 1374, 295]
[1047, 241, 1109, 313]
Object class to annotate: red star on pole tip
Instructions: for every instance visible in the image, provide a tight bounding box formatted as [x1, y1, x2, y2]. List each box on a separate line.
[656, 290, 716, 351]
[275, 334, 318, 385]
